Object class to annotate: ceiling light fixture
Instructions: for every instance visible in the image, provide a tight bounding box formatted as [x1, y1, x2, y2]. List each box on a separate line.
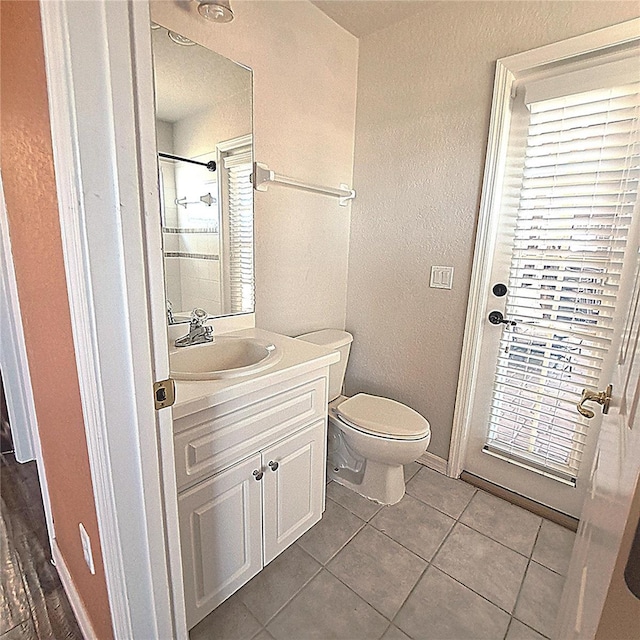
[197, 0, 234, 24]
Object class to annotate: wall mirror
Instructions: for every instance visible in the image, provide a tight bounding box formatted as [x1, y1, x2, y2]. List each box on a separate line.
[151, 24, 254, 323]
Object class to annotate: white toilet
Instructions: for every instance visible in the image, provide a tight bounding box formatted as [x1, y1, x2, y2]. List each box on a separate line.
[297, 329, 431, 505]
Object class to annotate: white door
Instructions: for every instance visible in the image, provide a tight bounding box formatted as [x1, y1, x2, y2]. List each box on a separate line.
[463, 61, 640, 518]
[262, 420, 326, 564]
[178, 454, 263, 629]
[556, 247, 640, 638]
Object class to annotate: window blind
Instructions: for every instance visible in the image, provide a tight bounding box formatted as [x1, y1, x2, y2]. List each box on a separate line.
[223, 150, 254, 314]
[485, 81, 640, 483]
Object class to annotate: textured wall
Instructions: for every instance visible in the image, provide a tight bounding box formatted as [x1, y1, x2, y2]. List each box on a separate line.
[0, 1, 113, 637]
[346, 1, 640, 460]
[150, 0, 359, 335]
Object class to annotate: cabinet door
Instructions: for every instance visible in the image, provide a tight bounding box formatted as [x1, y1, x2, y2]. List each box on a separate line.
[178, 454, 263, 629]
[262, 419, 326, 564]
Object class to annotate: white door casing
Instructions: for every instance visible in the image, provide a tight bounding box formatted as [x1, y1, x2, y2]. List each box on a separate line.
[39, 1, 186, 638]
[450, 20, 640, 519]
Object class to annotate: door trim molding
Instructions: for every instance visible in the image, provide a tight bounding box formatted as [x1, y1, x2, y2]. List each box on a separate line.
[448, 59, 514, 479]
[417, 452, 448, 476]
[39, 2, 132, 637]
[449, 18, 640, 479]
[39, 1, 181, 638]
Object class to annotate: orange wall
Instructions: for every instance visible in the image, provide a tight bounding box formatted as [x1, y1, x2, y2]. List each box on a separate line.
[1, 2, 113, 637]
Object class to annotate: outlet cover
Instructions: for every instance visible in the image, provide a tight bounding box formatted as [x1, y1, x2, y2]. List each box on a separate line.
[79, 522, 96, 574]
[430, 265, 454, 289]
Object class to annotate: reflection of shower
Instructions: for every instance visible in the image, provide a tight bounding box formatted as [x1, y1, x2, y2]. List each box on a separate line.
[158, 152, 216, 172]
[175, 193, 216, 208]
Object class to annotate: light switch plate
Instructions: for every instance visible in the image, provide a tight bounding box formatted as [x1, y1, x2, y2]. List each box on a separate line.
[430, 265, 454, 289]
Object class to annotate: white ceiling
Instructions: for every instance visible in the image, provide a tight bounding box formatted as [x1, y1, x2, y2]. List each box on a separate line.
[310, 0, 429, 38]
[152, 26, 251, 123]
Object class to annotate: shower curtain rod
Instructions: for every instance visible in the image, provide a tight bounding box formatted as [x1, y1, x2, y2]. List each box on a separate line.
[158, 152, 216, 172]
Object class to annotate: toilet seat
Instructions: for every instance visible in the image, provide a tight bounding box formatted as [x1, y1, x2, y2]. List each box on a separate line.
[335, 393, 430, 440]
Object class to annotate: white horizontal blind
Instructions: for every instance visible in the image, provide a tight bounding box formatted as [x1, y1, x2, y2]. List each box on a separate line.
[223, 149, 254, 313]
[485, 82, 640, 483]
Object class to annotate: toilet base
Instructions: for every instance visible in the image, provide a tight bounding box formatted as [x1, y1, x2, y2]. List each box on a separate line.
[329, 460, 406, 505]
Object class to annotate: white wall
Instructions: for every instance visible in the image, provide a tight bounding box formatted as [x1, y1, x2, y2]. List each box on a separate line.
[150, 0, 359, 335]
[173, 92, 251, 160]
[346, 1, 640, 460]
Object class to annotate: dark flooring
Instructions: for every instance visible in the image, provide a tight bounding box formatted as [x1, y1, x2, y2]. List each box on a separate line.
[1, 452, 82, 639]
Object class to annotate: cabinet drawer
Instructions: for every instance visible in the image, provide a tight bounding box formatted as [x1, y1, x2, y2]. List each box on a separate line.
[175, 376, 326, 491]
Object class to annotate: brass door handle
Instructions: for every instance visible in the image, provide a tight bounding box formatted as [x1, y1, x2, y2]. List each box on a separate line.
[577, 384, 612, 419]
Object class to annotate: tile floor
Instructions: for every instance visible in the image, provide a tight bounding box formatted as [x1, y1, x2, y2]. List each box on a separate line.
[190, 463, 576, 640]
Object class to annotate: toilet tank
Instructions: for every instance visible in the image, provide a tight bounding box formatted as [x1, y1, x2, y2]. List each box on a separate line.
[296, 329, 353, 402]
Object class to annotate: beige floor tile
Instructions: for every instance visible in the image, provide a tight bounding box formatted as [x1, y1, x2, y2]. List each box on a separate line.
[433, 523, 528, 612]
[514, 561, 565, 638]
[403, 462, 422, 482]
[327, 525, 426, 619]
[189, 594, 262, 640]
[460, 490, 542, 556]
[238, 543, 321, 625]
[506, 618, 548, 640]
[267, 570, 388, 640]
[381, 624, 411, 640]
[395, 566, 511, 640]
[532, 520, 575, 576]
[327, 481, 383, 521]
[406, 467, 476, 518]
[297, 498, 364, 564]
[370, 493, 454, 561]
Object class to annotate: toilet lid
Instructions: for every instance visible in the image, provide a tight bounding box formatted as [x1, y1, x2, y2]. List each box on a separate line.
[336, 393, 430, 439]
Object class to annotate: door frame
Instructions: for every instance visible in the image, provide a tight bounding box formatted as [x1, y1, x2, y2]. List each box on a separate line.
[39, 1, 186, 638]
[449, 18, 640, 479]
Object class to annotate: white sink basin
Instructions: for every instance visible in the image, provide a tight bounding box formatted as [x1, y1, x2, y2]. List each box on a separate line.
[170, 336, 281, 380]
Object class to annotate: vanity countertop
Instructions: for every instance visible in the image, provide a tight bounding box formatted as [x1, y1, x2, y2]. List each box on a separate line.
[171, 328, 339, 420]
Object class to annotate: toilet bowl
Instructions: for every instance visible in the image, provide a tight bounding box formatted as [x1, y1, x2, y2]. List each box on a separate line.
[296, 330, 431, 505]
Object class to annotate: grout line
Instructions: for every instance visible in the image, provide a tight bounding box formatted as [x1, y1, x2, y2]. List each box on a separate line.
[388, 503, 465, 631]
[505, 521, 544, 640]
[368, 518, 453, 565]
[257, 556, 323, 628]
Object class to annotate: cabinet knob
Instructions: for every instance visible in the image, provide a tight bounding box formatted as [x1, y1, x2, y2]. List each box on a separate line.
[253, 469, 264, 481]
[268, 460, 279, 472]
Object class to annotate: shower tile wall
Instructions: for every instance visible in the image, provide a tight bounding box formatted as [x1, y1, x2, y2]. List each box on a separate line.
[158, 119, 222, 317]
[174, 161, 221, 316]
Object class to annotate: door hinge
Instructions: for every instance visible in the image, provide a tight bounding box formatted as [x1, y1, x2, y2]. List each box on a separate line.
[153, 378, 175, 410]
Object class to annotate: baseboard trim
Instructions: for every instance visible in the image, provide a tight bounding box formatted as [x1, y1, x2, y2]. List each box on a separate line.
[460, 471, 579, 532]
[417, 452, 448, 475]
[51, 541, 98, 640]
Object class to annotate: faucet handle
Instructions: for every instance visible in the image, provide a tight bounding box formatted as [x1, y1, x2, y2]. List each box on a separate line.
[190, 308, 208, 327]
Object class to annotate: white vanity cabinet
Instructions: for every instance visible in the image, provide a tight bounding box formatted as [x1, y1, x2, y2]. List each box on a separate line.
[173, 365, 330, 630]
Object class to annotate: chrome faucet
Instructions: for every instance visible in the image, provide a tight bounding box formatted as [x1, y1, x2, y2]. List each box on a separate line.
[175, 308, 214, 347]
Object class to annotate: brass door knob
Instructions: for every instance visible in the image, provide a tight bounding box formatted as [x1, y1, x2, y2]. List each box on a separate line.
[577, 384, 612, 419]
